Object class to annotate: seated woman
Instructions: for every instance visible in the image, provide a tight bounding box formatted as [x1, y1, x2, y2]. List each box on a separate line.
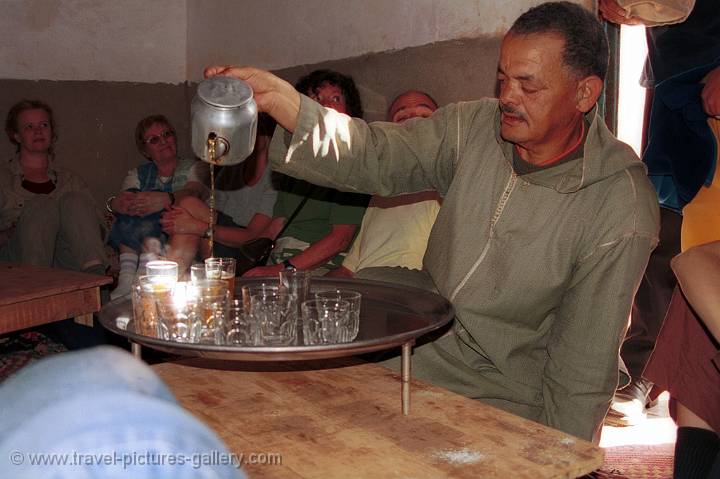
[0, 100, 108, 275]
[643, 241, 720, 478]
[159, 115, 278, 274]
[106, 115, 206, 299]
[243, 69, 369, 277]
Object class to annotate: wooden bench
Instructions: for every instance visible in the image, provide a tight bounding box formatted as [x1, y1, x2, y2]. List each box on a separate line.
[154, 357, 604, 478]
[0, 262, 111, 334]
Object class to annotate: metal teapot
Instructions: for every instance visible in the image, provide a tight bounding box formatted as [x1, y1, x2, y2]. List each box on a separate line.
[191, 76, 258, 165]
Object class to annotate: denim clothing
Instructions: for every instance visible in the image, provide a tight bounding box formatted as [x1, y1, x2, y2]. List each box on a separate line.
[107, 189, 166, 251]
[108, 158, 198, 252]
[0, 346, 245, 479]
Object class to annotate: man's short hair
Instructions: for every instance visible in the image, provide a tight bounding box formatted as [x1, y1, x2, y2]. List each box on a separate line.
[387, 90, 439, 120]
[5, 99, 58, 153]
[295, 69, 364, 119]
[509, 1, 608, 81]
[386, 90, 439, 121]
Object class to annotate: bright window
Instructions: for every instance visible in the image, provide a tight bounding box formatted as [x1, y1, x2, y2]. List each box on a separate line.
[617, 24, 648, 157]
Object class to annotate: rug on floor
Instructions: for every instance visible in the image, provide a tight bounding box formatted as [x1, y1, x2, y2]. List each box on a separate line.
[0, 331, 67, 382]
[601, 443, 674, 479]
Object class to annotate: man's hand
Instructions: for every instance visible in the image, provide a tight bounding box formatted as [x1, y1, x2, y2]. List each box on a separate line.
[204, 65, 301, 133]
[598, 0, 642, 25]
[242, 263, 283, 278]
[702, 66, 720, 118]
[160, 206, 205, 236]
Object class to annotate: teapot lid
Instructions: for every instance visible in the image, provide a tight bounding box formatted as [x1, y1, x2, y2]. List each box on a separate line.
[197, 76, 253, 108]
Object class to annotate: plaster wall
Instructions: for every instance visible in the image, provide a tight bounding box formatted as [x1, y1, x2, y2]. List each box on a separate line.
[0, 0, 187, 83]
[186, 0, 590, 81]
[0, 81, 192, 207]
[0, 0, 596, 207]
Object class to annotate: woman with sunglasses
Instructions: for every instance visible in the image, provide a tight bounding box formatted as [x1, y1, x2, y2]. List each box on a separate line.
[106, 114, 206, 299]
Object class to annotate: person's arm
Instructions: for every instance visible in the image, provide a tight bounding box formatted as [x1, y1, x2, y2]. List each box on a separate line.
[325, 265, 354, 278]
[599, 0, 693, 26]
[243, 224, 357, 277]
[671, 241, 720, 342]
[133, 180, 209, 217]
[701, 66, 720, 118]
[213, 213, 272, 248]
[541, 234, 656, 442]
[206, 66, 464, 198]
[334, 232, 361, 277]
[598, 0, 642, 25]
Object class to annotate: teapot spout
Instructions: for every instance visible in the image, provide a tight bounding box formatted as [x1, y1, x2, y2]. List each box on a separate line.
[206, 133, 229, 163]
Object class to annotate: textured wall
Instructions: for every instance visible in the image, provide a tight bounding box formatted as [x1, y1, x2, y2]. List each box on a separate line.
[0, 0, 596, 206]
[186, 0, 564, 80]
[0, 0, 187, 83]
[0, 81, 192, 207]
[0, 0, 592, 83]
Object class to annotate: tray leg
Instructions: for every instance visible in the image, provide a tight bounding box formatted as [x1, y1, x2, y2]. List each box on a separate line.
[401, 341, 413, 416]
[131, 342, 142, 360]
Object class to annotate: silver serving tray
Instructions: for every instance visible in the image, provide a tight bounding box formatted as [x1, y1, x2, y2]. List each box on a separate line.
[98, 277, 454, 361]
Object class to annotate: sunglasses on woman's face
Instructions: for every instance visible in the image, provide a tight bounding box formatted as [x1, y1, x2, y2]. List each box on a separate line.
[144, 129, 176, 146]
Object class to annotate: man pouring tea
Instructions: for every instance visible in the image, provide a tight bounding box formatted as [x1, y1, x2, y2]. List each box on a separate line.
[204, 1, 659, 443]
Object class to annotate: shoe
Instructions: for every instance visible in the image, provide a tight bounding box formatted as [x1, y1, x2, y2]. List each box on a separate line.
[607, 377, 653, 426]
[110, 279, 133, 301]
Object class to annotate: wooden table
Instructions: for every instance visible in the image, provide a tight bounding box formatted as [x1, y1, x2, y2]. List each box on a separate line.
[154, 358, 603, 478]
[0, 262, 111, 333]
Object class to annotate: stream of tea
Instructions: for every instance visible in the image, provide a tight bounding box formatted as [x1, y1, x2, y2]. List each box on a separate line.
[207, 137, 217, 254]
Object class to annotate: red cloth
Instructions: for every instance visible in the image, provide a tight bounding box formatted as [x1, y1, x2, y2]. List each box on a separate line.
[644, 287, 720, 432]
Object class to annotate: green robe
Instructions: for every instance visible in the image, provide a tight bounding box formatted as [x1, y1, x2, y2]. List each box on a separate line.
[269, 95, 660, 442]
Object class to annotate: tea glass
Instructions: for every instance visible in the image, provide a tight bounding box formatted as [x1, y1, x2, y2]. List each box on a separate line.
[189, 279, 230, 344]
[301, 298, 351, 345]
[145, 260, 179, 282]
[278, 269, 312, 310]
[190, 263, 207, 283]
[251, 292, 297, 346]
[131, 275, 173, 338]
[314, 289, 361, 342]
[205, 257, 236, 296]
[225, 299, 258, 346]
[155, 282, 202, 343]
[241, 283, 280, 315]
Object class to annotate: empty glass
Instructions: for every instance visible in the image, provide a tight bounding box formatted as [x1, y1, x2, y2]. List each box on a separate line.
[251, 292, 297, 346]
[279, 269, 312, 310]
[314, 289, 361, 342]
[225, 299, 258, 346]
[145, 260, 179, 283]
[241, 283, 280, 315]
[190, 263, 207, 283]
[301, 298, 351, 345]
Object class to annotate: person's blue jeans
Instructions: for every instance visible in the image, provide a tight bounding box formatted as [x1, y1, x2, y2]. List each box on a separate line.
[0, 346, 245, 478]
[106, 189, 166, 252]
